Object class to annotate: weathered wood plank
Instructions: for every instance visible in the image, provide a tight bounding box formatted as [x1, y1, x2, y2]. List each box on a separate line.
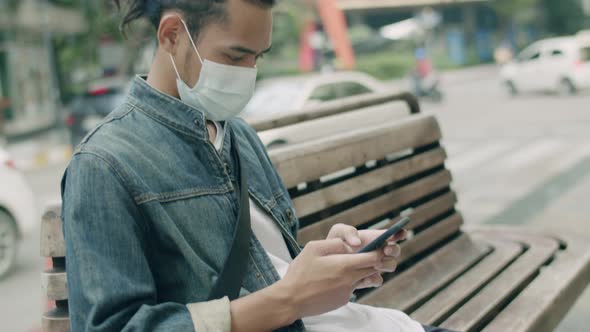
[471, 228, 590, 332]
[297, 170, 453, 244]
[271, 114, 442, 188]
[399, 213, 463, 265]
[440, 235, 560, 332]
[42, 267, 68, 301]
[358, 233, 489, 311]
[292, 147, 447, 218]
[249, 91, 418, 131]
[257, 99, 411, 149]
[40, 206, 65, 258]
[411, 237, 523, 325]
[378, 191, 458, 231]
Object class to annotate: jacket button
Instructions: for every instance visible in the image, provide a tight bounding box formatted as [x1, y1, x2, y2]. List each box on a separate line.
[286, 209, 294, 224]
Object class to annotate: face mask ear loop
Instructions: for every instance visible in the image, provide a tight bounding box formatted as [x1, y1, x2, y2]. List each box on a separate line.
[169, 54, 182, 80]
[178, 17, 203, 64]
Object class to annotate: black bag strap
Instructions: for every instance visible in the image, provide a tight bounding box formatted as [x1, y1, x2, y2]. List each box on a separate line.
[209, 129, 251, 301]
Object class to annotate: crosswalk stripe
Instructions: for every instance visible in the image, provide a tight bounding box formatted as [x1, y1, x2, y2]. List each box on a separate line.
[494, 139, 564, 171]
[550, 143, 590, 173]
[442, 140, 474, 157]
[448, 140, 590, 224]
[446, 141, 514, 173]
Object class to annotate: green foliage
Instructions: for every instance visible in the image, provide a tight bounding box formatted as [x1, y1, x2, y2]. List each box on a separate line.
[355, 51, 414, 80]
[490, 0, 538, 19]
[540, 0, 587, 35]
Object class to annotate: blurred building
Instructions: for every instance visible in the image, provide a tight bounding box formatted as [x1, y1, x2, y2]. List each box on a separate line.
[0, 0, 86, 139]
[337, 0, 496, 65]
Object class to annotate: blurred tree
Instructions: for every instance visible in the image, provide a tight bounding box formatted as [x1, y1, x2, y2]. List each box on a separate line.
[539, 0, 587, 35]
[490, 0, 538, 20]
[491, 0, 587, 37]
[488, 0, 539, 34]
[52, 0, 153, 101]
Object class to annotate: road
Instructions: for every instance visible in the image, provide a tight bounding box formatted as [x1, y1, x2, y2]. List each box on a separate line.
[2, 66, 590, 331]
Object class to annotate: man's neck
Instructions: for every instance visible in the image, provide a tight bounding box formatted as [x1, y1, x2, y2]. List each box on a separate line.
[145, 53, 217, 143]
[146, 51, 180, 99]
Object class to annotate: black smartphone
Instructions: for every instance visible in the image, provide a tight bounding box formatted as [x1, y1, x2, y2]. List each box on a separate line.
[357, 217, 411, 253]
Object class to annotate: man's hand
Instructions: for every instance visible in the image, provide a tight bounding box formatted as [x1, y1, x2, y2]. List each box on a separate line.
[326, 223, 407, 289]
[278, 238, 384, 319]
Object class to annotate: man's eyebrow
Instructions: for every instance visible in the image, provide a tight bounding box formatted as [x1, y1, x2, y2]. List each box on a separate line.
[229, 45, 273, 55]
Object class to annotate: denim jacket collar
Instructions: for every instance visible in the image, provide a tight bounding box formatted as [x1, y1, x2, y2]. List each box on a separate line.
[127, 75, 209, 141]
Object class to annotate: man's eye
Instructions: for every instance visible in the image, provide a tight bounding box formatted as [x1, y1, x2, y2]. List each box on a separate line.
[226, 54, 244, 62]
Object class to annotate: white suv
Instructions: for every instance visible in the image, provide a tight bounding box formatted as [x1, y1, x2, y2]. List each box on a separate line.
[501, 32, 590, 95]
[0, 148, 37, 278]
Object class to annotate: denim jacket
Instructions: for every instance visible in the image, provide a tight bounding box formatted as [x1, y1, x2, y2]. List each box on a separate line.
[61, 76, 305, 331]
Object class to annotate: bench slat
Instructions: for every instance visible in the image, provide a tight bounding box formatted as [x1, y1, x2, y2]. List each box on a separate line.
[42, 267, 68, 301]
[271, 114, 442, 188]
[440, 234, 560, 332]
[258, 100, 410, 148]
[42, 307, 70, 332]
[41, 206, 65, 258]
[292, 147, 447, 218]
[472, 228, 590, 332]
[297, 170, 453, 244]
[398, 212, 463, 265]
[411, 237, 523, 325]
[250, 91, 416, 131]
[358, 233, 489, 310]
[387, 191, 457, 231]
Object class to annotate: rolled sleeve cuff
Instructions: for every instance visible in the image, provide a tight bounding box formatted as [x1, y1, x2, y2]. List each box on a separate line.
[186, 297, 231, 332]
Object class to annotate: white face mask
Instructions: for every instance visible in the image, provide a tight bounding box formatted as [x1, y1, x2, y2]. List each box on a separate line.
[169, 18, 258, 121]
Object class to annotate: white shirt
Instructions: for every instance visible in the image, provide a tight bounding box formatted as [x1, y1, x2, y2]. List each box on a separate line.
[211, 121, 424, 332]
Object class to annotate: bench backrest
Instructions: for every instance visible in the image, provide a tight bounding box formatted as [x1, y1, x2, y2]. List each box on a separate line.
[268, 113, 462, 275]
[41, 113, 457, 331]
[248, 91, 420, 131]
[258, 98, 413, 149]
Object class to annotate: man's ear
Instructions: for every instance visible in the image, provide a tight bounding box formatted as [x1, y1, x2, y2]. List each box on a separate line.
[157, 15, 184, 56]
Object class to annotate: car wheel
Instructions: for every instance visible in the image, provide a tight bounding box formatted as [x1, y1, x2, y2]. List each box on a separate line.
[558, 78, 576, 96]
[0, 211, 18, 279]
[505, 81, 518, 96]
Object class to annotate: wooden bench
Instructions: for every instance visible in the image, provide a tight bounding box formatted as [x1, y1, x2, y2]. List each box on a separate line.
[41, 113, 590, 331]
[248, 90, 420, 132]
[250, 91, 419, 149]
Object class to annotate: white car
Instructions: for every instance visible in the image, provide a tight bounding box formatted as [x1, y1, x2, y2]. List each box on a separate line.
[501, 32, 590, 95]
[0, 148, 37, 278]
[241, 71, 389, 120]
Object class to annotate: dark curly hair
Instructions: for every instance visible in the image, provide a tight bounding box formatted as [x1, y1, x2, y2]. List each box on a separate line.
[113, 0, 276, 36]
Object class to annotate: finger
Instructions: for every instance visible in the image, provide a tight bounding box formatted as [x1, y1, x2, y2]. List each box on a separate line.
[354, 273, 384, 289]
[349, 267, 380, 283]
[383, 244, 401, 257]
[390, 229, 408, 242]
[328, 224, 361, 247]
[332, 251, 384, 269]
[310, 238, 355, 256]
[358, 229, 386, 244]
[376, 257, 398, 273]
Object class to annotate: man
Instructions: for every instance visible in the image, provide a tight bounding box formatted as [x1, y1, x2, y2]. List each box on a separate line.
[62, 1, 449, 331]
